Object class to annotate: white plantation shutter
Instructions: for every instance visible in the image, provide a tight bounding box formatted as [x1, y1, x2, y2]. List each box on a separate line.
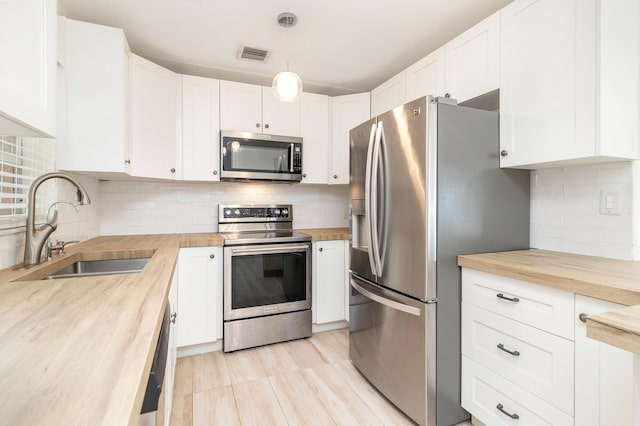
[0, 136, 55, 221]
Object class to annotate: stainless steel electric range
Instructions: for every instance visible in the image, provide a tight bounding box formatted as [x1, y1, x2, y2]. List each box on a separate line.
[218, 204, 312, 352]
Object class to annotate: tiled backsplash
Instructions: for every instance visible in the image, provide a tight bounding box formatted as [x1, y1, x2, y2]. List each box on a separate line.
[100, 181, 350, 235]
[530, 161, 633, 260]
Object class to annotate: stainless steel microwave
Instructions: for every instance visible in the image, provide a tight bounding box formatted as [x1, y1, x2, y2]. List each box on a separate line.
[220, 131, 303, 182]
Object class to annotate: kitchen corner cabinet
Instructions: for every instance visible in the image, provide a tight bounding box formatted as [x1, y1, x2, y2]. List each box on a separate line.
[0, 0, 56, 138]
[499, 0, 640, 168]
[371, 70, 407, 117]
[176, 247, 223, 348]
[405, 47, 446, 103]
[575, 295, 633, 426]
[181, 75, 221, 181]
[300, 92, 330, 184]
[60, 19, 131, 174]
[444, 11, 500, 104]
[329, 92, 370, 185]
[219, 80, 300, 136]
[312, 240, 347, 324]
[129, 54, 180, 180]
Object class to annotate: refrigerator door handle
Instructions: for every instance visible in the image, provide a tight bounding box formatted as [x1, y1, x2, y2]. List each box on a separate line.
[370, 121, 383, 276]
[377, 121, 388, 276]
[351, 277, 421, 317]
[364, 122, 378, 276]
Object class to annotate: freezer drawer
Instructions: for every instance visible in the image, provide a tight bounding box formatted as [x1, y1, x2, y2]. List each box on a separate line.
[349, 274, 433, 426]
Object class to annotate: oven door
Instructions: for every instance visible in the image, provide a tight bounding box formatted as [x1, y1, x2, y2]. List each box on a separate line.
[224, 242, 311, 321]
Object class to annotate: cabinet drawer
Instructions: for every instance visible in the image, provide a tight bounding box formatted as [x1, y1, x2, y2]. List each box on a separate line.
[462, 356, 573, 426]
[462, 302, 574, 414]
[462, 268, 574, 340]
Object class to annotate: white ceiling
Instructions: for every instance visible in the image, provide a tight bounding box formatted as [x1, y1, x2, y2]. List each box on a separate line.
[59, 0, 511, 96]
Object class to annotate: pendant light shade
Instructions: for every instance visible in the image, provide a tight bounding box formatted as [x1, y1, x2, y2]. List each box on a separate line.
[272, 69, 302, 102]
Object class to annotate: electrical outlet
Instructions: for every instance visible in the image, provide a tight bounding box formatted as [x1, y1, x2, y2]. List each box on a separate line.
[599, 190, 621, 215]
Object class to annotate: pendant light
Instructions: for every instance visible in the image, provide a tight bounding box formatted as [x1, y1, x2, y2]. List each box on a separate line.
[272, 13, 302, 102]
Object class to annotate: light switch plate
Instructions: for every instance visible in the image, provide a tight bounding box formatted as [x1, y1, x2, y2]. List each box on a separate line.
[599, 190, 621, 215]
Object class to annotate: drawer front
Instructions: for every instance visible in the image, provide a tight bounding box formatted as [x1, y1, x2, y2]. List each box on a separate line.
[462, 302, 574, 414]
[462, 356, 574, 426]
[462, 268, 574, 340]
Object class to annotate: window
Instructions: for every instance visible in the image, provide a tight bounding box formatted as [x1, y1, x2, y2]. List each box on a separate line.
[0, 135, 55, 222]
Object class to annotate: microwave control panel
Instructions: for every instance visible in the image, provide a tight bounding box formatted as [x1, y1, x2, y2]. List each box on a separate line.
[293, 146, 302, 173]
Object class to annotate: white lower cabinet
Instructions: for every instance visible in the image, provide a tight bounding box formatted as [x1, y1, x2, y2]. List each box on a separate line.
[312, 240, 347, 324]
[575, 295, 634, 426]
[462, 267, 637, 425]
[176, 247, 223, 348]
[163, 269, 178, 426]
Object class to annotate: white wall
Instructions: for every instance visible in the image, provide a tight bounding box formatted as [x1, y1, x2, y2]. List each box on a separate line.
[0, 173, 101, 269]
[530, 162, 633, 260]
[100, 181, 350, 235]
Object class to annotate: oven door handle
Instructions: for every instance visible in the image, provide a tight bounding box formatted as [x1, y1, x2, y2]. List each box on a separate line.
[231, 244, 310, 254]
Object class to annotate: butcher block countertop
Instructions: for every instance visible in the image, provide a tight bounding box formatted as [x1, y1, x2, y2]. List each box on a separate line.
[0, 233, 221, 426]
[298, 227, 350, 241]
[458, 249, 640, 355]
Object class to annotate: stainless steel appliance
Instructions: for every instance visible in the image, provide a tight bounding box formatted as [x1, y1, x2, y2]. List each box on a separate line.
[219, 204, 312, 352]
[349, 96, 530, 426]
[220, 131, 303, 182]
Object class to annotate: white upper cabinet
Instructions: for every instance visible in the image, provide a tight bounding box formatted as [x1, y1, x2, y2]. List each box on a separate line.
[61, 19, 130, 174]
[262, 87, 301, 136]
[219, 80, 301, 136]
[500, 0, 639, 168]
[444, 11, 500, 104]
[371, 71, 407, 117]
[182, 75, 220, 181]
[129, 53, 179, 180]
[406, 47, 446, 102]
[300, 92, 329, 184]
[0, 0, 56, 137]
[219, 80, 262, 132]
[330, 92, 370, 185]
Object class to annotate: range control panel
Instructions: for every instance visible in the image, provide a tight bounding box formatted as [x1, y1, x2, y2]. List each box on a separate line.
[219, 204, 293, 222]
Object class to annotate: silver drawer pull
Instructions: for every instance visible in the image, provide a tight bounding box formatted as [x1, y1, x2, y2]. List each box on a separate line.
[497, 343, 520, 357]
[579, 313, 588, 323]
[496, 293, 520, 303]
[497, 403, 519, 420]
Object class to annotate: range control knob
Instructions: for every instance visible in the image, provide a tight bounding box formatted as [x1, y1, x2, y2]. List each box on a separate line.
[234, 209, 241, 216]
[282, 208, 289, 216]
[274, 209, 281, 216]
[225, 209, 231, 216]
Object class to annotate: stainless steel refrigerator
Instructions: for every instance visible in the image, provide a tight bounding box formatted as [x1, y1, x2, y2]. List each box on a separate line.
[349, 96, 530, 426]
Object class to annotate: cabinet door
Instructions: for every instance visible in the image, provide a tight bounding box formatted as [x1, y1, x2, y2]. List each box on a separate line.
[182, 75, 220, 181]
[444, 11, 500, 103]
[575, 295, 633, 426]
[300, 92, 329, 184]
[405, 47, 446, 102]
[177, 247, 222, 347]
[500, 0, 592, 168]
[262, 87, 301, 136]
[219, 80, 262, 132]
[330, 92, 370, 185]
[130, 54, 179, 179]
[0, 0, 56, 138]
[371, 71, 406, 117]
[62, 19, 130, 174]
[313, 240, 346, 324]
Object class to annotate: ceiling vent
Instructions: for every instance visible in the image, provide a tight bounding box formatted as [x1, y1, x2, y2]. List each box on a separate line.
[237, 46, 270, 63]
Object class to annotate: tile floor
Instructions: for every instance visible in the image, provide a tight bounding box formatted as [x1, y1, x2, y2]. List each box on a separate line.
[170, 328, 473, 426]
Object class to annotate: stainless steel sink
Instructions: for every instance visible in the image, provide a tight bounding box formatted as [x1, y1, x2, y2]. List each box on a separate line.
[45, 257, 151, 280]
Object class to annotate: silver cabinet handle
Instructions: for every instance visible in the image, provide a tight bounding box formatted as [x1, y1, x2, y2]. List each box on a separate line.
[209, 254, 215, 259]
[265, 124, 270, 129]
[319, 247, 323, 252]
[500, 150, 509, 156]
[213, 170, 218, 175]
[579, 313, 588, 323]
[497, 343, 520, 357]
[171, 168, 176, 173]
[170, 312, 177, 324]
[125, 159, 131, 164]
[496, 293, 519, 303]
[302, 173, 307, 178]
[334, 174, 338, 179]
[256, 123, 260, 128]
[496, 403, 519, 420]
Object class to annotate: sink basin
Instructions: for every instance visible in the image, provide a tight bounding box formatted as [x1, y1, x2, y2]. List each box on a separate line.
[45, 257, 152, 280]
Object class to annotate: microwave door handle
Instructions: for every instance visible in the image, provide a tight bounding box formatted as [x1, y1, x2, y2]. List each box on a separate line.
[288, 144, 294, 173]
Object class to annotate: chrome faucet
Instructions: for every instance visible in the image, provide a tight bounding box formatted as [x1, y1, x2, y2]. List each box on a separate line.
[23, 172, 91, 267]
